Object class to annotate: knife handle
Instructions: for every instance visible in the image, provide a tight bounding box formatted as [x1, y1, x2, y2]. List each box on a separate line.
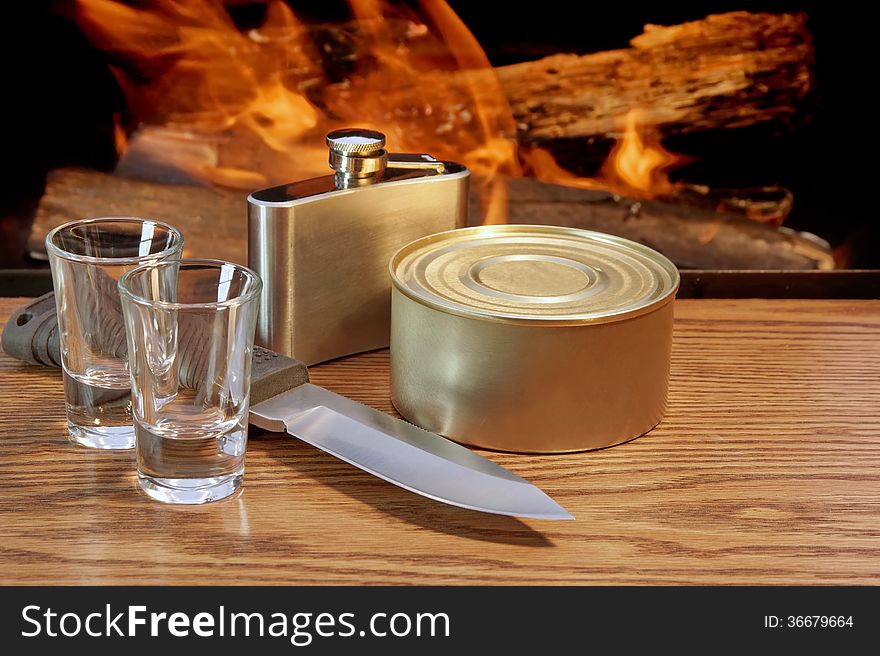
[250, 345, 310, 405]
[2, 291, 61, 367]
[2, 292, 309, 404]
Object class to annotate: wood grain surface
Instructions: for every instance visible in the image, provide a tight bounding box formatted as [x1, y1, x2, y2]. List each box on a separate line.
[1, 297, 878, 585]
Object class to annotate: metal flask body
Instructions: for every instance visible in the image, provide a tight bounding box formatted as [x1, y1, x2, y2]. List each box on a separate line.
[248, 129, 469, 365]
[389, 225, 680, 453]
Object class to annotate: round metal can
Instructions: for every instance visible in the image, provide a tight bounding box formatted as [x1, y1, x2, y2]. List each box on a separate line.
[389, 225, 680, 453]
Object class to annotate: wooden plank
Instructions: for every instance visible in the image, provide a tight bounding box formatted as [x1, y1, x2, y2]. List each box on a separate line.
[1, 297, 879, 584]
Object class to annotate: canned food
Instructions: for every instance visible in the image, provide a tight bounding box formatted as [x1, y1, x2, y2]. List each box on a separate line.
[389, 225, 679, 453]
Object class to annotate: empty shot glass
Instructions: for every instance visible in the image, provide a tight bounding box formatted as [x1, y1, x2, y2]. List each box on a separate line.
[118, 259, 262, 504]
[46, 218, 184, 449]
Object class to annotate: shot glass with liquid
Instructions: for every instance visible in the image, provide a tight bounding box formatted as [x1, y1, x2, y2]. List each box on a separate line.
[118, 259, 262, 504]
[45, 218, 184, 449]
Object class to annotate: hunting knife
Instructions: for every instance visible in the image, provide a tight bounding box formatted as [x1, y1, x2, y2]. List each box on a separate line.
[3, 292, 573, 520]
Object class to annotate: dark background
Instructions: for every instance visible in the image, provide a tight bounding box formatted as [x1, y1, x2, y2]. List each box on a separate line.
[0, 1, 872, 269]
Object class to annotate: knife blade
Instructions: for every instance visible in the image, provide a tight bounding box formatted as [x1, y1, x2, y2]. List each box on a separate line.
[4, 293, 574, 520]
[250, 383, 574, 521]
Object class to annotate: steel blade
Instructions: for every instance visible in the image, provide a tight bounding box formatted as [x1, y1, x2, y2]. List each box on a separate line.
[250, 384, 573, 520]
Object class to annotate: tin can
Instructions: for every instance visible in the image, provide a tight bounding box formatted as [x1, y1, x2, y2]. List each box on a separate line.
[389, 225, 680, 453]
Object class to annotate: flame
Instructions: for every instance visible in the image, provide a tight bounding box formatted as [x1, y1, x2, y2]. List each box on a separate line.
[111, 112, 127, 156]
[601, 109, 681, 196]
[73, 0, 519, 207]
[75, 0, 326, 188]
[75, 0, 685, 219]
[525, 109, 683, 198]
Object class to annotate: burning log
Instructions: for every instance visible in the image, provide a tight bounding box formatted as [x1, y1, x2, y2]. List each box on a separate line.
[496, 11, 814, 143]
[22, 6, 829, 277]
[474, 177, 832, 270]
[76, 2, 814, 191]
[29, 168, 832, 271]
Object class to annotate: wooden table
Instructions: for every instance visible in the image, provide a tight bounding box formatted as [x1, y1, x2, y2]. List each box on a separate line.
[1, 297, 879, 585]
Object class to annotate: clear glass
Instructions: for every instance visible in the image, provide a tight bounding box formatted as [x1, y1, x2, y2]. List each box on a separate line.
[118, 259, 262, 504]
[45, 218, 184, 449]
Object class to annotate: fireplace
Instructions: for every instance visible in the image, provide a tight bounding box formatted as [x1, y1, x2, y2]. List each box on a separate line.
[1, 0, 876, 297]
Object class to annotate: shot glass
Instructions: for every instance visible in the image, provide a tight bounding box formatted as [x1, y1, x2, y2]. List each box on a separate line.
[118, 259, 262, 504]
[46, 218, 184, 449]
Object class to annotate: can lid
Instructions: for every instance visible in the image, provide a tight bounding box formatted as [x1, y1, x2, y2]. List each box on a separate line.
[390, 225, 680, 324]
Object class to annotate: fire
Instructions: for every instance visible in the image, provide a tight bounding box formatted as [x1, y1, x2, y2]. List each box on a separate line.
[111, 112, 127, 156]
[602, 109, 682, 196]
[524, 109, 683, 198]
[75, 0, 329, 186]
[74, 0, 684, 219]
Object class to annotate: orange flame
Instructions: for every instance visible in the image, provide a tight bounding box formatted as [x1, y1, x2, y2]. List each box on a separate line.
[75, 0, 685, 219]
[75, 1, 517, 191]
[601, 109, 682, 196]
[525, 109, 683, 198]
[111, 112, 127, 156]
